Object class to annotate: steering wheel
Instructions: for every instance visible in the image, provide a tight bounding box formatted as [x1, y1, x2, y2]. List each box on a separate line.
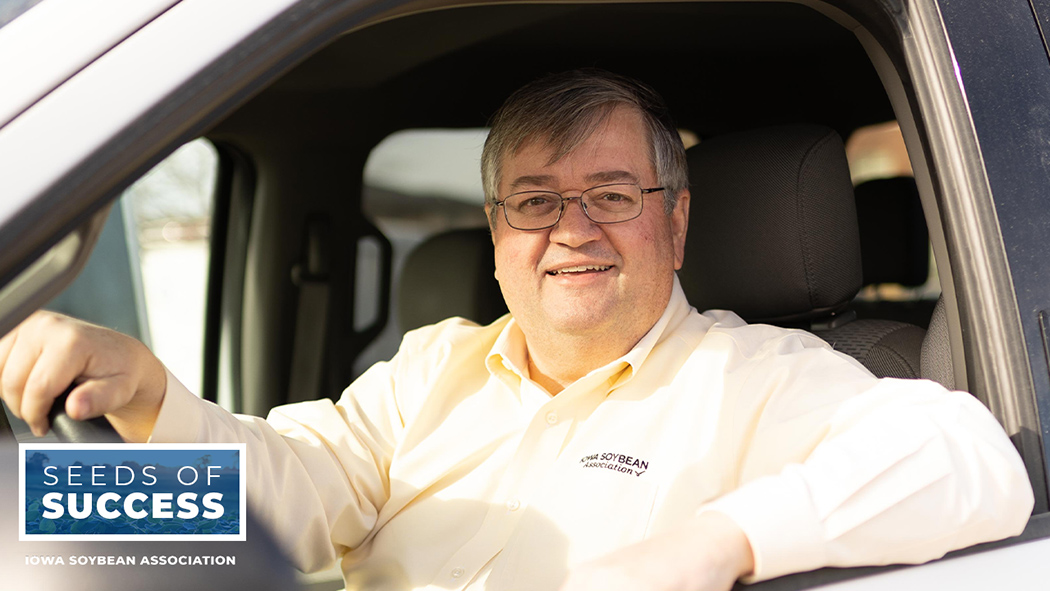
[46, 385, 123, 443]
[0, 384, 121, 443]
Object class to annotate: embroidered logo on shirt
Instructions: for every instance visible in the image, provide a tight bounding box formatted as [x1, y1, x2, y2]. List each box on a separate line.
[578, 453, 649, 477]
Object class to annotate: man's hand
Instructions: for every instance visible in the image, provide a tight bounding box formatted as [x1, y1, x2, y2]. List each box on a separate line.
[0, 311, 167, 442]
[559, 511, 754, 591]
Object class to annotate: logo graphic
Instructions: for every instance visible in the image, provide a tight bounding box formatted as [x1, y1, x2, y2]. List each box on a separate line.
[578, 452, 649, 477]
[19, 443, 245, 541]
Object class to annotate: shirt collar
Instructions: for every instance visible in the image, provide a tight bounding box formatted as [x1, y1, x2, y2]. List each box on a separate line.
[485, 275, 694, 391]
[486, 317, 530, 383]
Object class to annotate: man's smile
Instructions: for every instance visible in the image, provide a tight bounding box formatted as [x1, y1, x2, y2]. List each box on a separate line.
[546, 264, 613, 276]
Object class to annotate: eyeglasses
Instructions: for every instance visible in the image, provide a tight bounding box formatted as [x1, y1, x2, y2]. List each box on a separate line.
[494, 183, 664, 231]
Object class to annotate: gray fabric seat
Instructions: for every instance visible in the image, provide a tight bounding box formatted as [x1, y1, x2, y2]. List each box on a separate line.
[398, 228, 506, 332]
[818, 319, 925, 379]
[679, 125, 927, 379]
[921, 296, 955, 389]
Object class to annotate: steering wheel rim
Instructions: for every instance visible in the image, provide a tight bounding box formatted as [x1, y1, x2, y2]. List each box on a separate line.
[47, 385, 122, 443]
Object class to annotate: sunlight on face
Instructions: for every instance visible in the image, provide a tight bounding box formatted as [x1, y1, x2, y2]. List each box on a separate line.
[489, 107, 689, 346]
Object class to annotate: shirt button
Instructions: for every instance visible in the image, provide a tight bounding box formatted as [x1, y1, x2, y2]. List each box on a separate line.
[451, 567, 465, 579]
[545, 412, 559, 425]
[506, 499, 521, 512]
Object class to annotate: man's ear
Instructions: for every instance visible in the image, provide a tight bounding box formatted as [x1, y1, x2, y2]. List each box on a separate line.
[671, 189, 690, 271]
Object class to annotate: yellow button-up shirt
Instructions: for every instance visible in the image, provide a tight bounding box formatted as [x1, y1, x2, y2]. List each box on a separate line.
[151, 280, 1032, 588]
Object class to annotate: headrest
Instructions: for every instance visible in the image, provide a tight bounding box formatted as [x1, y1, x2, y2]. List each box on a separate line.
[678, 125, 862, 324]
[398, 227, 508, 332]
[854, 177, 929, 287]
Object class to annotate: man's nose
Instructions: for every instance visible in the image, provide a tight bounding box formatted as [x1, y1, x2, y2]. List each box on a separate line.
[549, 197, 602, 246]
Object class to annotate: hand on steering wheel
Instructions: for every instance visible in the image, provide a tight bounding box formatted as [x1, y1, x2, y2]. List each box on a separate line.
[47, 384, 122, 443]
[0, 311, 166, 443]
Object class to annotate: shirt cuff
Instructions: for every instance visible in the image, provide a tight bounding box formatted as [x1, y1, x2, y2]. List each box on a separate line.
[698, 466, 828, 582]
[147, 367, 203, 443]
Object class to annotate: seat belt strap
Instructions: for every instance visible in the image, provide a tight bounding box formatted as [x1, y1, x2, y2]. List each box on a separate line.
[288, 220, 330, 404]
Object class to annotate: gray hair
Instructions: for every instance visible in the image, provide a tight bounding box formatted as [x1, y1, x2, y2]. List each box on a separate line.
[482, 69, 688, 226]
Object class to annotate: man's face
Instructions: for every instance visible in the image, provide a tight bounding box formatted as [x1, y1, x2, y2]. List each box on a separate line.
[487, 106, 690, 345]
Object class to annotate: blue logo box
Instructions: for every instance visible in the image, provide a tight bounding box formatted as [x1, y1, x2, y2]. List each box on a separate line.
[19, 443, 246, 541]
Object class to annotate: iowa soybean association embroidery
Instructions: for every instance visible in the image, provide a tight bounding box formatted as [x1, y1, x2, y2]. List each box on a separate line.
[578, 452, 649, 477]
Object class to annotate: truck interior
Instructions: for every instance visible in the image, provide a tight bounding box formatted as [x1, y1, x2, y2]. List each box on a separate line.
[4, 1, 1046, 588]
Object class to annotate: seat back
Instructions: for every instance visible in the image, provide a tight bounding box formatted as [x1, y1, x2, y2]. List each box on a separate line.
[681, 125, 926, 379]
[398, 227, 507, 332]
[921, 296, 955, 389]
